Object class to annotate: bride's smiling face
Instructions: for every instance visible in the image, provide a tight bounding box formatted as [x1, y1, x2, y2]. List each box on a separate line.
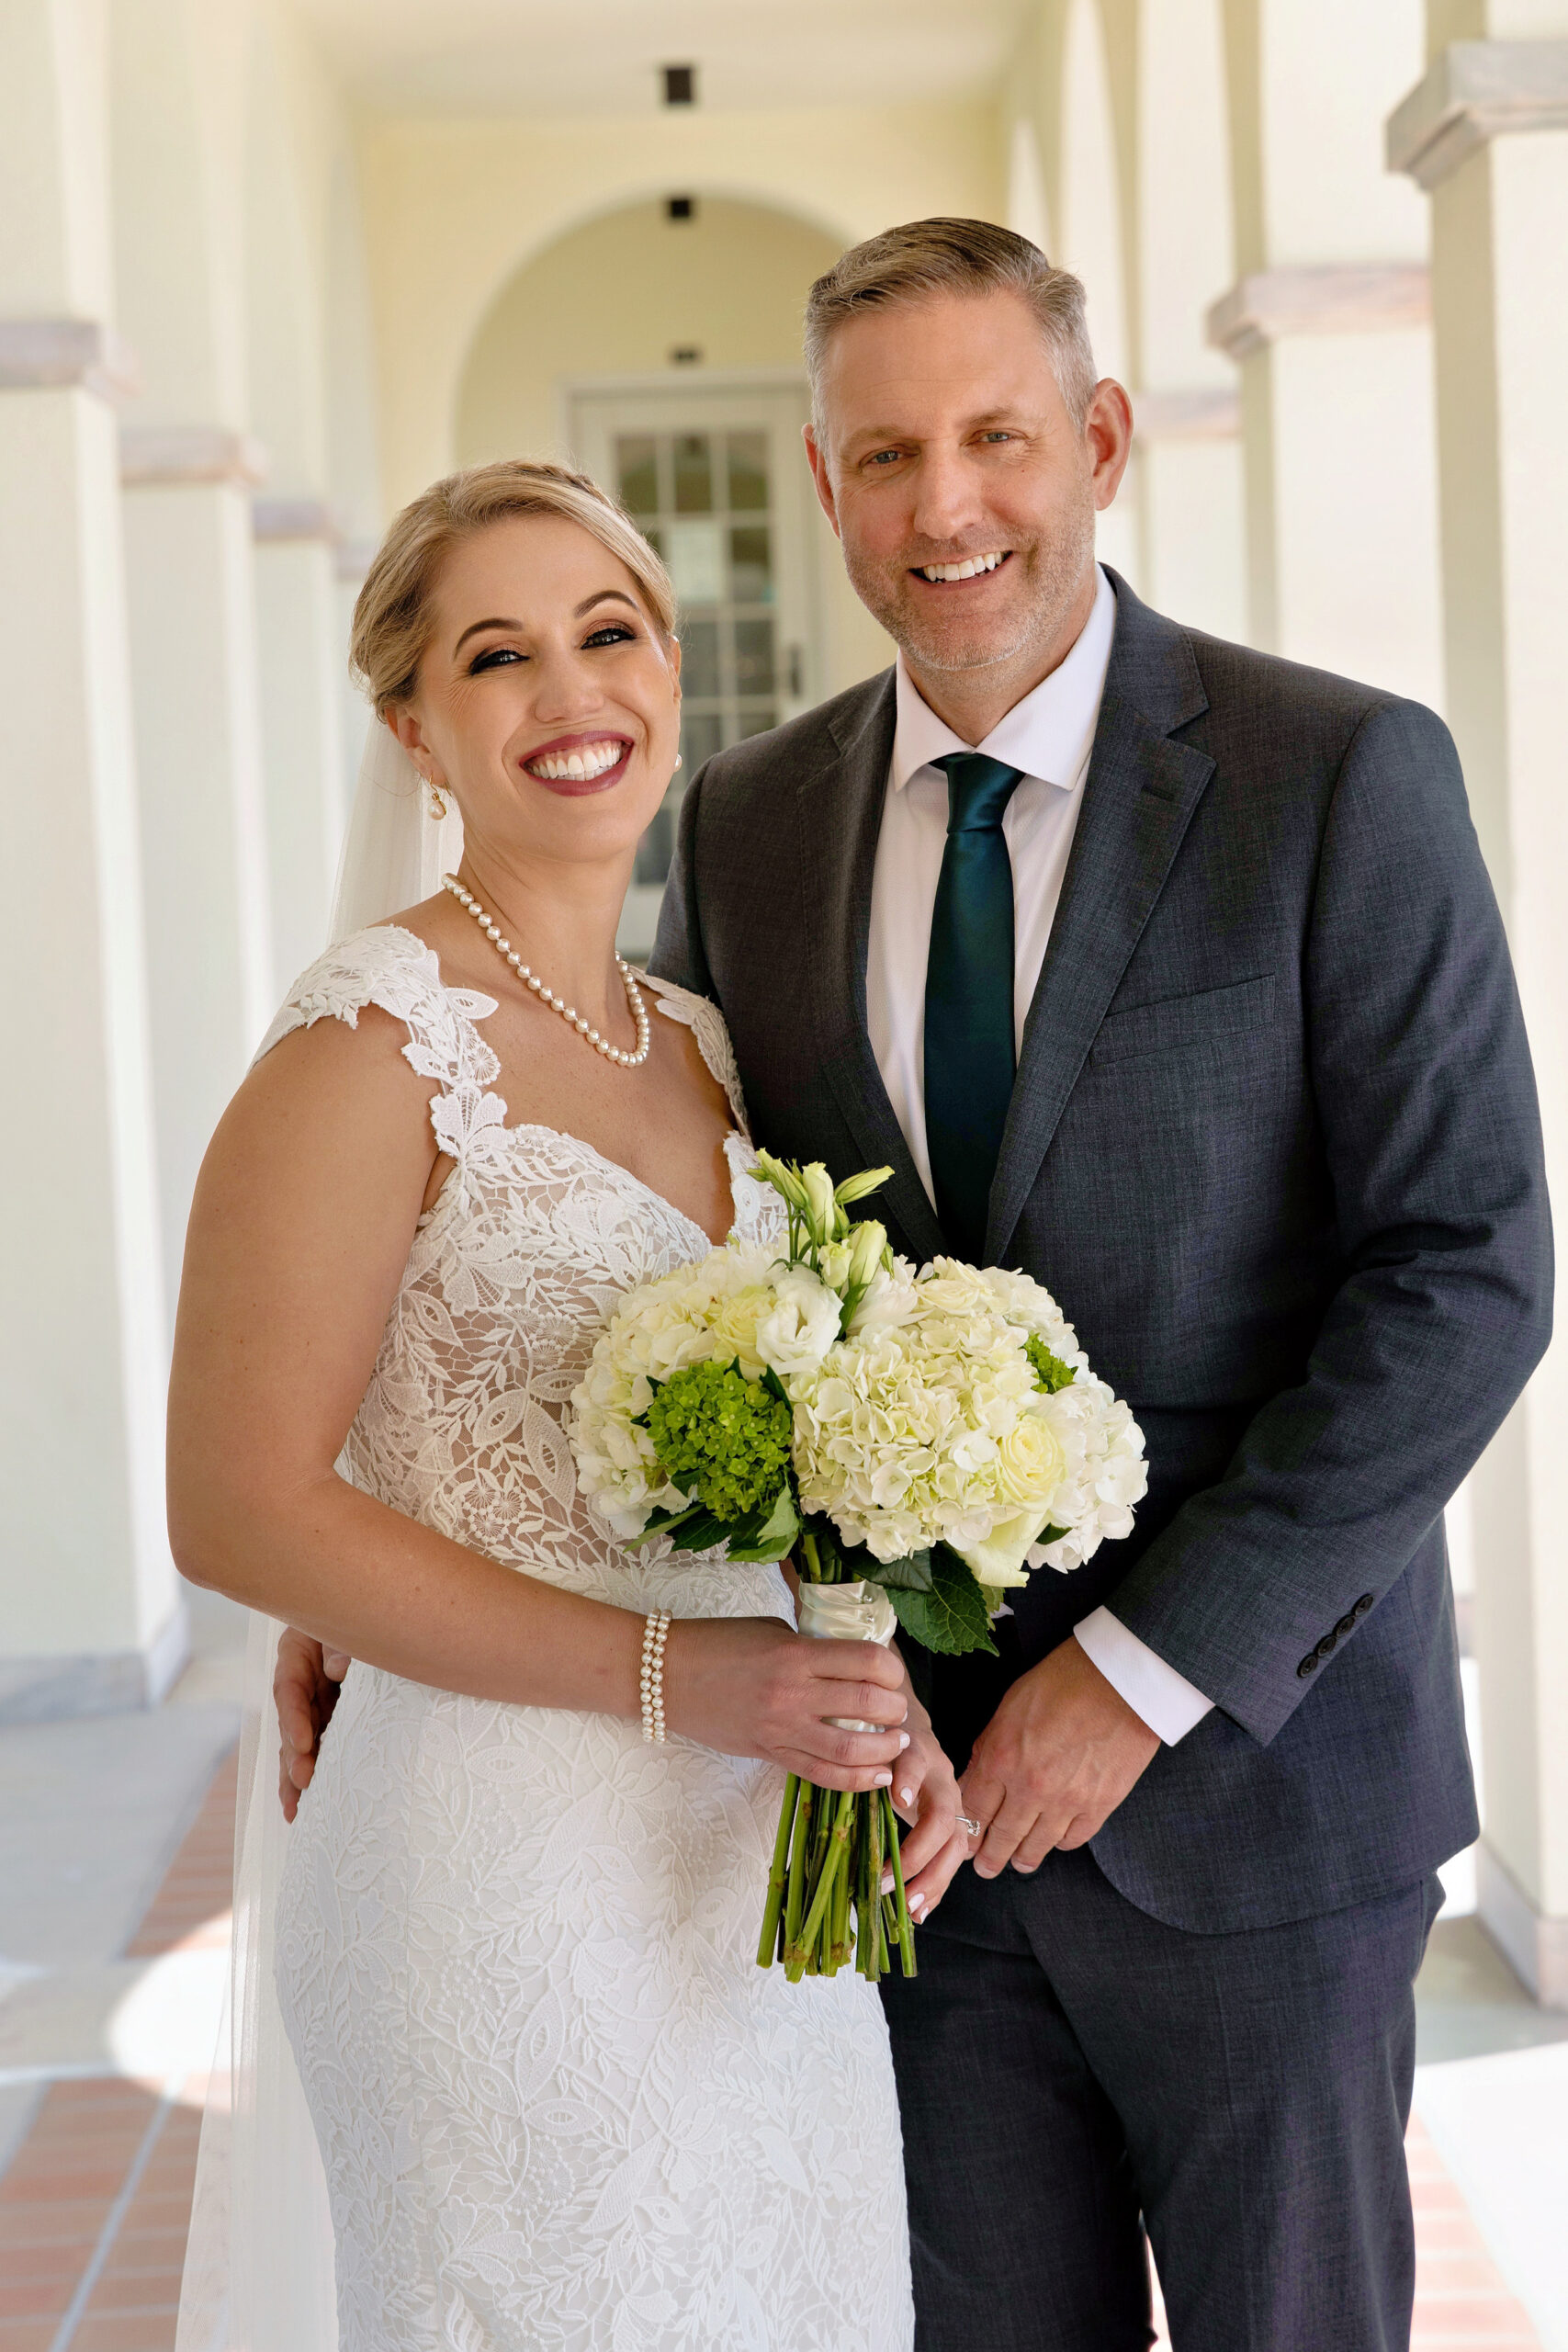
[391, 511, 681, 869]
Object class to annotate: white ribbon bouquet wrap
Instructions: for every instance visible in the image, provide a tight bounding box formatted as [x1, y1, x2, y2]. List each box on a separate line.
[569, 1153, 1149, 1981]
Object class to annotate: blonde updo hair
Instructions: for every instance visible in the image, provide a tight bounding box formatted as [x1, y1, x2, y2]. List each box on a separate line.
[350, 458, 678, 717]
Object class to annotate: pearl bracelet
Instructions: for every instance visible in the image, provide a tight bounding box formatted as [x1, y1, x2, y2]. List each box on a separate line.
[639, 1610, 672, 1744]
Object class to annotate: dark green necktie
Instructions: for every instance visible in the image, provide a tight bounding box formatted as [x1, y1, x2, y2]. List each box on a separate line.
[923, 752, 1023, 1264]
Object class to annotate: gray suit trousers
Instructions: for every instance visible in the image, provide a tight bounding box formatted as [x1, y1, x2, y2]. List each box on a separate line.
[881, 1853, 1442, 2352]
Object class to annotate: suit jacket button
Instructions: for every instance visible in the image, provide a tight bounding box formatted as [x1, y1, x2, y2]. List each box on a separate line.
[1316, 1632, 1337, 1659]
[1355, 1593, 1374, 1617]
[1298, 1654, 1318, 1678]
[1336, 1611, 1358, 1637]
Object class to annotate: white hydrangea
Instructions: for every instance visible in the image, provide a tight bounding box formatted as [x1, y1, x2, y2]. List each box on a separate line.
[790, 1261, 1146, 1581]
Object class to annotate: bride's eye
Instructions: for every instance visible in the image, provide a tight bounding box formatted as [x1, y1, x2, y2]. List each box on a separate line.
[583, 624, 636, 649]
[468, 645, 522, 673]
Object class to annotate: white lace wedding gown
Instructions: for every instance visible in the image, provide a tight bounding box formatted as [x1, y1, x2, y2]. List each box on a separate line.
[256, 925, 914, 2352]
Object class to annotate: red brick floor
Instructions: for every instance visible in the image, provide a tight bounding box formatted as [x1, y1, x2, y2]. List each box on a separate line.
[0, 1748, 234, 2352]
[0, 1741, 1551, 2348]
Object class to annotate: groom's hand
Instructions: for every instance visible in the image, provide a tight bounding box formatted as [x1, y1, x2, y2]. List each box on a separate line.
[276, 1627, 351, 1821]
[960, 1637, 1158, 1878]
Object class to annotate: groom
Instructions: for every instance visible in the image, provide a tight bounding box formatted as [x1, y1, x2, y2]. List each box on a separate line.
[648, 220, 1551, 2348]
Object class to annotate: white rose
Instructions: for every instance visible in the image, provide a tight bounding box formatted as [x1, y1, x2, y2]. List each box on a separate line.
[755, 1267, 844, 1382]
[705, 1284, 773, 1378]
[992, 1410, 1066, 1509]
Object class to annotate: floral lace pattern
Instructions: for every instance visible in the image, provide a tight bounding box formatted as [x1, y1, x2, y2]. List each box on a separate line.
[261, 928, 913, 2352]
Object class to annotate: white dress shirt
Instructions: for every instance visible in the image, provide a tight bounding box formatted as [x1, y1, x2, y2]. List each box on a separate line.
[864, 566, 1213, 1747]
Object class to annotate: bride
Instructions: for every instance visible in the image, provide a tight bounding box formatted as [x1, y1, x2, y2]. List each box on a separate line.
[166, 459, 965, 2351]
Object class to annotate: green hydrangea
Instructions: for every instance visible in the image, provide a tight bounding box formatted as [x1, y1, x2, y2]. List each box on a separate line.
[646, 1359, 795, 1521]
[1026, 1334, 1077, 1395]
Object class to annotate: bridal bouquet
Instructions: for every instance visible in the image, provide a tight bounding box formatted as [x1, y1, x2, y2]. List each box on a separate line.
[569, 1155, 1146, 1983]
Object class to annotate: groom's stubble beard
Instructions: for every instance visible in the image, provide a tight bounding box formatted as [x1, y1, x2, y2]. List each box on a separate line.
[840, 474, 1098, 686]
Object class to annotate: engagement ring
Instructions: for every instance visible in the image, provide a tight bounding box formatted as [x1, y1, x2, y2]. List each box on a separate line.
[957, 1815, 984, 1839]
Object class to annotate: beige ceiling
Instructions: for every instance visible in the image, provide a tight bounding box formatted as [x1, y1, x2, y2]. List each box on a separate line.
[291, 0, 1028, 117]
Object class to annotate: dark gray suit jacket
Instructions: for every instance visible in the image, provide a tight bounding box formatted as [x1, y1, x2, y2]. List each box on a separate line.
[650, 572, 1551, 1934]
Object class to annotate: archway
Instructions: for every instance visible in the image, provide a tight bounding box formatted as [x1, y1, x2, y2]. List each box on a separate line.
[456, 195, 844, 465]
[455, 195, 893, 956]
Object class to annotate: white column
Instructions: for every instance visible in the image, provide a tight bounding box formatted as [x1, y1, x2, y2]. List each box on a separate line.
[1056, 0, 1143, 584]
[1129, 0, 1247, 639]
[1390, 17, 1568, 2005]
[0, 0, 185, 1716]
[1213, 0, 1444, 701]
[245, 25, 346, 985]
[111, 0, 275, 1323]
[252, 503, 347, 982]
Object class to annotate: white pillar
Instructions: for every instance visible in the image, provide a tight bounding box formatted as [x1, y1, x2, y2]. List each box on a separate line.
[111, 0, 275, 1323]
[1213, 0, 1444, 701]
[1056, 0, 1143, 585]
[0, 0, 185, 1716]
[1129, 0, 1247, 639]
[252, 505, 347, 983]
[244, 24, 346, 985]
[1390, 17, 1568, 2005]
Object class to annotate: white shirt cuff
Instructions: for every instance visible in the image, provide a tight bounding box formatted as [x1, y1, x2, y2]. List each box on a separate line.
[1074, 1607, 1215, 1746]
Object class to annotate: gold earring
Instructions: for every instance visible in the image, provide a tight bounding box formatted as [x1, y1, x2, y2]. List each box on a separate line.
[426, 780, 449, 820]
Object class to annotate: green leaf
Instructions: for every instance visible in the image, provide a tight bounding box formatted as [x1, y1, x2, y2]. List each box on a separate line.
[727, 1482, 800, 1564]
[887, 1545, 998, 1656]
[761, 1367, 792, 1408]
[859, 1548, 933, 1592]
[667, 1510, 735, 1554]
[620, 1501, 701, 1550]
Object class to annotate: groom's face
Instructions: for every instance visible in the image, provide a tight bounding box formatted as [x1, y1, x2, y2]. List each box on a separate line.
[805, 288, 1129, 688]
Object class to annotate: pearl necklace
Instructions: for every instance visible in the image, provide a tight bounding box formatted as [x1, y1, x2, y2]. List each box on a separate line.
[442, 874, 651, 1069]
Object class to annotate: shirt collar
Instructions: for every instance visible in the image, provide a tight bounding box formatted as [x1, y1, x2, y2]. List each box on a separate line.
[889, 562, 1117, 797]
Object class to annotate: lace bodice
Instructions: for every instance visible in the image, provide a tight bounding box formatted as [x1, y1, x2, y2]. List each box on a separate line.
[258, 923, 784, 1609]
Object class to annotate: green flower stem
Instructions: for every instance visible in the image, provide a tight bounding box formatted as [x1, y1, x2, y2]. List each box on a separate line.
[795, 1789, 855, 1963]
[757, 1773, 798, 1967]
[782, 1781, 813, 1972]
[883, 1786, 918, 1977]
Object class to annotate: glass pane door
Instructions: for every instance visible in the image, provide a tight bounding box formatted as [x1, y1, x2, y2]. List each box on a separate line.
[570, 379, 818, 957]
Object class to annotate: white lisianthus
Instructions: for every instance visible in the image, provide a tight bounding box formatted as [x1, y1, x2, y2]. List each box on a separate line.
[955, 1504, 1058, 1589]
[846, 1257, 919, 1335]
[754, 1266, 844, 1382]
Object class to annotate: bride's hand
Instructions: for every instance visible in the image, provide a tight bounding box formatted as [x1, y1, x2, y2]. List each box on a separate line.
[275, 1626, 352, 1820]
[662, 1617, 909, 1791]
[886, 1680, 967, 1924]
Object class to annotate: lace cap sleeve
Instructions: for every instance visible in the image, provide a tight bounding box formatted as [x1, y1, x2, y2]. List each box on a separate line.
[645, 975, 750, 1134]
[253, 924, 509, 1170]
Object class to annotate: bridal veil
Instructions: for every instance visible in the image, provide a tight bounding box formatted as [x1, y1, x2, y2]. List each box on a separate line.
[176, 721, 461, 2352]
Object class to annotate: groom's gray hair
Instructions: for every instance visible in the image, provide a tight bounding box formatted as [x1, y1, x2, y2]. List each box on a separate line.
[804, 218, 1097, 435]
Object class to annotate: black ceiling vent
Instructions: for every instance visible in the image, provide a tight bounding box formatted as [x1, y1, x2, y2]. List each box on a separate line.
[661, 63, 696, 106]
[666, 195, 695, 221]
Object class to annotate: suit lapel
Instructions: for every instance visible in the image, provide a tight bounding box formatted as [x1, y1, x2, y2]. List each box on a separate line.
[986, 582, 1216, 1266]
[796, 674, 948, 1265]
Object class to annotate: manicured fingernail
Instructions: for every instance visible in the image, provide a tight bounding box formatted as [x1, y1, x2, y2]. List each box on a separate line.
[874, 1771, 893, 1787]
[910, 1894, 928, 1919]
[897, 1733, 910, 1751]
[881, 1869, 895, 1894]
[898, 1785, 915, 1808]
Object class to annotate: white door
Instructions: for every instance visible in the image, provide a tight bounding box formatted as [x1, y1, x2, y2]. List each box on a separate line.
[569, 375, 820, 956]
